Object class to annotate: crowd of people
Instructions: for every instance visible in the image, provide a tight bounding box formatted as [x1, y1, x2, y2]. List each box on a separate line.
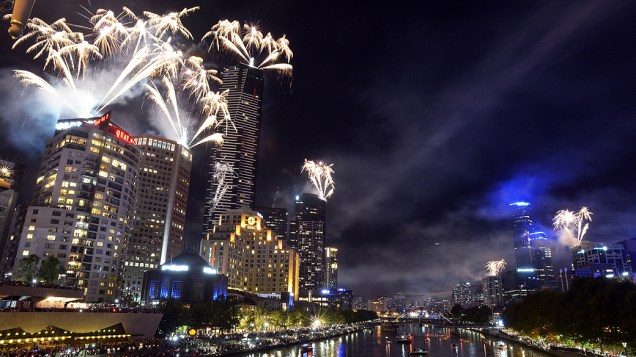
[0, 323, 373, 356]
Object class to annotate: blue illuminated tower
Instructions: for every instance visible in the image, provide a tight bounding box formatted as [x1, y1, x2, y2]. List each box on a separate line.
[509, 202, 556, 290]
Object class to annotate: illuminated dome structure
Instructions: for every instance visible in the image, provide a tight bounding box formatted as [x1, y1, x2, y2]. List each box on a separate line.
[141, 252, 227, 304]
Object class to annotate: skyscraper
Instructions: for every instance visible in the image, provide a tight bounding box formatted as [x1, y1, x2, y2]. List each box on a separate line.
[324, 247, 338, 289]
[0, 159, 24, 273]
[121, 135, 192, 301]
[202, 64, 264, 236]
[15, 113, 140, 302]
[199, 207, 299, 298]
[255, 207, 288, 242]
[510, 202, 534, 270]
[293, 193, 327, 295]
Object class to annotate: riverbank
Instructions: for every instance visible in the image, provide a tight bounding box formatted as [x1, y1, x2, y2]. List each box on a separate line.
[474, 328, 608, 357]
[215, 322, 376, 356]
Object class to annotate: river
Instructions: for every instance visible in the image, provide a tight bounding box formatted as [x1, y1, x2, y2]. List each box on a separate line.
[235, 324, 554, 357]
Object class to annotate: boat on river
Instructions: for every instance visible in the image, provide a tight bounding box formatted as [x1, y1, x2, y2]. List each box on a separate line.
[396, 335, 414, 343]
[410, 348, 429, 355]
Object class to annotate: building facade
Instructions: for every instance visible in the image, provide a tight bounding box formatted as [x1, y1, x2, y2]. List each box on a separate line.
[142, 252, 227, 304]
[482, 275, 504, 308]
[0, 160, 23, 275]
[199, 208, 299, 297]
[324, 247, 338, 289]
[255, 207, 288, 242]
[15, 113, 140, 302]
[292, 193, 327, 295]
[572, 242, 632, 278]
[202, 65, 264, 236]
[121, 136, 192, 302]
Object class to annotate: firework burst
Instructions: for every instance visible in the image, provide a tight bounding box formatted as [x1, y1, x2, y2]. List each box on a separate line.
[553, 207, 593, 247]
[485, 259, 507, 276]
[202, 20, 293, 76]
[302, 159, 335, 201]
[11, 6, 235, 149]
[209, 161, 235, 212]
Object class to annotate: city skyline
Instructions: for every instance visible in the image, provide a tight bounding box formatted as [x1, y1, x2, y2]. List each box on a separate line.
[1, 0, 636, 297]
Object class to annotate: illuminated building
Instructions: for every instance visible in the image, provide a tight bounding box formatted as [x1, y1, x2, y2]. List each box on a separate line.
[199, 208, 299, 299]
[255, 206, 288, 242]
[0, 160, 24, 275]
[308, 288, 353, 310]
[571, 241, 631, 278]
[0, 204, 27, 275]
[202, 65, 264, 236]
[292, 193, 327, 295]
[142, 252, 227, 304]
[451, 282, 481, 308]
[324, 247, 338, 289]
[615, 237, 636, 273]
[482, 275, 503, 308]
[121, 136, 192, 302]
[14, 113, 140, 303]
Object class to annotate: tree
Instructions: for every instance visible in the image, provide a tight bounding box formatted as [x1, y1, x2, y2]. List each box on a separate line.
[37, 256, 65, 284]
[156, 299, 186, 337]
[450, 304, 464, 319]
[15, 255, 40, 282]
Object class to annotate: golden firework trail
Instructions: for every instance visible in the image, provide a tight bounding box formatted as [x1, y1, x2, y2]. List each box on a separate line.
[485, 259, 506, 276]
[302, 159, 335, 201]
[11, 6, 233, 147]
[553, 207, 593, 247]
[202, 20, 293, 76]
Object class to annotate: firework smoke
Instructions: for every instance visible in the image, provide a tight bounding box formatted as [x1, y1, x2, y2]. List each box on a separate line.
[209, 161, 235, 213]
[302, 159, 335, 201]
[202, 20, 293, 76]
[553, 207, 593, 247]
[485, 259, 506, 276]
[10, 6, 232, 149]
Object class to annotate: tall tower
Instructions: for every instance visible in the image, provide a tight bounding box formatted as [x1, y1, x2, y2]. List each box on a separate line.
[15, 113, 139, 302]
[121, 135, 192, 301]
[0, 159, 24, 274]
[510, 202, 534, 270]
[255, 206, 288, 242]
[293, 193, 327, 295]
[202, 64, 264, 236]
[324, 247, 338, 289]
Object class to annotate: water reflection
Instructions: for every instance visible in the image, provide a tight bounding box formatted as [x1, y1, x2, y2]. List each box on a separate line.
[238, 324, 553, 357]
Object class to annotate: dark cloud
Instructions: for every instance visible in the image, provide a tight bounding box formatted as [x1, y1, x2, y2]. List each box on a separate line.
[2, 1, 636, 298]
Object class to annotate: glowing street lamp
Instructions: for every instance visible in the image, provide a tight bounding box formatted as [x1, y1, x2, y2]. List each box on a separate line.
[312, 319, 321, 329]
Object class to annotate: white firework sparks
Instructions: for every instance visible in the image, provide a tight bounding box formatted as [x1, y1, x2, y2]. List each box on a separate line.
[553, 207, 593, 247]
[12, 6, 231, 148]
[209, 161, 235, 212]
[145, 76, 227, 149]
[302, 159, 335, 201]
[485, 259, 507, 276]
[202, 20, 293, 76]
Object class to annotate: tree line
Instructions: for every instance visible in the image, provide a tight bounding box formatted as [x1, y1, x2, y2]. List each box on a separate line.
[157, 298, 379, 336]
[502, 278, 636, 353]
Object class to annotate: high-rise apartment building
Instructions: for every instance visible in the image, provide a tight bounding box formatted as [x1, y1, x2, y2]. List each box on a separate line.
[482, 275, 504, 308]
[121, 136, 192, 301]
[293, 193, 327, 295]
[199, 208, 299, 297]
[15, 113, 139, 302]
[255, 207, 288, 242]
[202, 65, 264, 236]
[0, 160, 24, 273]
[324, 247, 338, 289]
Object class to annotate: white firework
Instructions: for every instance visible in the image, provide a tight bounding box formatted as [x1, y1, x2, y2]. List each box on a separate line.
[485, 259, 507, 277]
[202, 20, 293, 76]
[553, 207, 593, 247]
[302, 159, 335, 201]
[209, 161, 235, 212]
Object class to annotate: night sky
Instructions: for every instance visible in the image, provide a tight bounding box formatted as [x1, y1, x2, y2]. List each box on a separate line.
[1, 1, 636, 297]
